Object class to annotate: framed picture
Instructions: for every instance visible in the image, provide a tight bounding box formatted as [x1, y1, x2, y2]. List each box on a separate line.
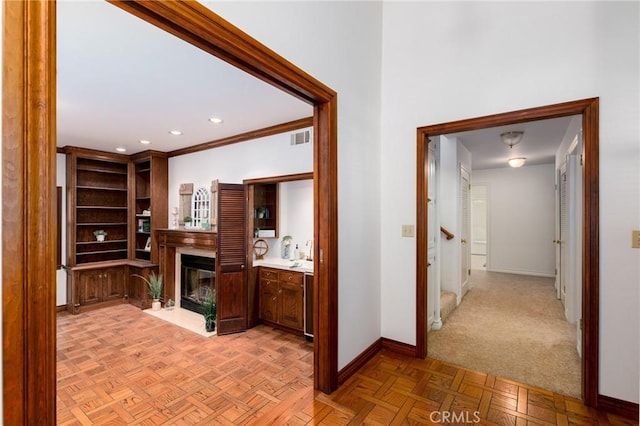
[144, 237, 152, 252]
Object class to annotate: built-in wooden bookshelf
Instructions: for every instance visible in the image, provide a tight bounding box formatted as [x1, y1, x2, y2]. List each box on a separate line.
[68, 152, 130, 265]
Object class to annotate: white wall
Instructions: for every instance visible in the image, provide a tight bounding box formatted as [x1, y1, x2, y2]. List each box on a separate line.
[380, 1, 639, 403]
[56, 154, 67, 306]
[205, 1, 383, 370]
[472, 165, 556, 277]
[269, 180, 313, 260]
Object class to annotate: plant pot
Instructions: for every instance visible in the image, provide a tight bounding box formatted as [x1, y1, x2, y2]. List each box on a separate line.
[96, 234, 105, 242]
[205, 321, 215, 332]
[151, 299, 161, 311]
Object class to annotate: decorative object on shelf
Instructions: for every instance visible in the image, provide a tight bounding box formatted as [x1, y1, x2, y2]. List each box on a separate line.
[184, 215, 193, 228]
[254, 227, 260, 238]
[202, 288, 216, 332]
[142, 209, 151, 216]
[132, 271, 163, 311]
[253, 238, 269, 260]
[93, 229, 107, 242]
[144, 237, 152, 252]
[281, 235, 292, 259]
[255, 206, 267, 219]
[171, 206, 179, 229]
[201, 220, 210, 230]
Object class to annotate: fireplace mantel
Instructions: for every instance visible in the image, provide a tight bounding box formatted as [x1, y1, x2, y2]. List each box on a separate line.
[155, 229, 217, 303]
[155, 228, 217, 251]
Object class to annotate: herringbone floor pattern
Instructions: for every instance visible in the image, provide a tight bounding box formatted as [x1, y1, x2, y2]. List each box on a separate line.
[57, 305, 634, 425]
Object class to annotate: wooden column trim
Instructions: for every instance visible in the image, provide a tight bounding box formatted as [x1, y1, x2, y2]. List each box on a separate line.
[3, 1, 57, 424]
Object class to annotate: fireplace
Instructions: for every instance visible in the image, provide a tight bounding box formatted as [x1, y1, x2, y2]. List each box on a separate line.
[180, 254, 215, 315]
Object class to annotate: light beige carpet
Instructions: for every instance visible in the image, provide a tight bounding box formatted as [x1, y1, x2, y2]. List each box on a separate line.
[428, 270, 581, 398]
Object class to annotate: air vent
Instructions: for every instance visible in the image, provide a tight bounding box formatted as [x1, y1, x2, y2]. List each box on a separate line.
[290, 129, 312, 146]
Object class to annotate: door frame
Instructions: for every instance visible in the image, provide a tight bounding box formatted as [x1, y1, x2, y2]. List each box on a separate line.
[416, 98, 599, 406]
[2, 1, 339, 423]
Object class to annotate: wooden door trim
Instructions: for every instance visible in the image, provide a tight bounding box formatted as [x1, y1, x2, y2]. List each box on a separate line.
[416, 98, 599, 406]
[2, 1, 57, 424]
[3, 0, 339, 422]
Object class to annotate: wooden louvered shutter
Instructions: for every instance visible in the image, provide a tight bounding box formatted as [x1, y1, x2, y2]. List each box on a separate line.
[216, 183, 247, 334]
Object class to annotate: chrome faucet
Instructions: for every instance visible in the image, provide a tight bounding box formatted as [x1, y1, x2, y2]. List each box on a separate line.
[305, 239, 313, 261]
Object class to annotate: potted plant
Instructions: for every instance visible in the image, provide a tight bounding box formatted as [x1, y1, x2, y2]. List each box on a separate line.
[255, 206, 267, 219]
[202, 288, 216, 332]
[184, 216, 193, 228]
[132, 271, 163, 310]
[93, 229, 107, 242]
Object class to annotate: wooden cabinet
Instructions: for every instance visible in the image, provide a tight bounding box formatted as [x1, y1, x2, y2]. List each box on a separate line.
[66, 149, 130, 265]
[259, 267, 304, 333]
[68, 262, 127, 313]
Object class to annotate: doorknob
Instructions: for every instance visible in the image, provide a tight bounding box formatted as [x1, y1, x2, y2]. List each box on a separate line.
[461, 239, 467, 244]
[553, 240, 563, 244]
[427, 262, 432, 267]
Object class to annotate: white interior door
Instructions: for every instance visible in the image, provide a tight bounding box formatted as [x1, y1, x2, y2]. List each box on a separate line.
[460, 166, 471, 297]
[559, 164, 568, 306]
[427, 140, 440, 329]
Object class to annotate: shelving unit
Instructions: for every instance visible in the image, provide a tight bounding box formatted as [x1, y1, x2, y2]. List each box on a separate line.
[130, 151, 168, 264]
[64, 147, 167, 314]
[253, 183, 278, 237]
[134, 160, 152, 262]
[70, 155, 129, 265]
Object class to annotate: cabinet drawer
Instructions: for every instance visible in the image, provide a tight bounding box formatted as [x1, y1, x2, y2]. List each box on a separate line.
[278, 270, 303, 284]
[260, 267, 279, 279]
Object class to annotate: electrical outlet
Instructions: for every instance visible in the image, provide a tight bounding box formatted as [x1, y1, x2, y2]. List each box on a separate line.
[402, 225, 415, 238]
[632, 230, 640, 249]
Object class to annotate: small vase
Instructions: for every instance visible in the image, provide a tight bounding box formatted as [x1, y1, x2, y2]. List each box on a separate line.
[151, 299, 161, 311]
[96, 234, 105, 242]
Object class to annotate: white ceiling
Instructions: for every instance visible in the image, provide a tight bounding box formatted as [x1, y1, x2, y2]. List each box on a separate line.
[446, 115, 578, 170]
[58, 2, 576, 167]
[57, 1, 312, 155]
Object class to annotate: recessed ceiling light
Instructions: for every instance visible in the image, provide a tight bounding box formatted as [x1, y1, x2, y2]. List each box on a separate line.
[139, 139, 151, 145]
[208, 117, 223, 124]
[115, 147, 127, 153]
[169, 130, 183, 136]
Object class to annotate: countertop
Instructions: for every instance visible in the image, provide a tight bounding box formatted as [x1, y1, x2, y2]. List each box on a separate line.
[253, 257, 314, 274]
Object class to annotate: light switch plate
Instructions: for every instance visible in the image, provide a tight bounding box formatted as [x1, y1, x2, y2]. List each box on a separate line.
[402, 225, 415, 238]
[632, 230, 640, 249]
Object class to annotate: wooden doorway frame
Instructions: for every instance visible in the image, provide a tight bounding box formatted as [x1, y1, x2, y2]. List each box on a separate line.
[415, 98, 599, 406]
[3, 1, 339, 423]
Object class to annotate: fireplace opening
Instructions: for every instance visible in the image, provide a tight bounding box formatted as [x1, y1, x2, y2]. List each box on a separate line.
[180, 254, 215, 315]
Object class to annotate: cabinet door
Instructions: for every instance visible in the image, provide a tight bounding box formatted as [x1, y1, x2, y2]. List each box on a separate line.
[259, 278, 278, 323]
[103, 266, 126, 301]
[279, 281, 304, 331]
[78, 270, 102, 305]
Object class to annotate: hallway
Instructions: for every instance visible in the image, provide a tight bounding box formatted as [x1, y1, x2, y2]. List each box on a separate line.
[428, 270, 581, 398]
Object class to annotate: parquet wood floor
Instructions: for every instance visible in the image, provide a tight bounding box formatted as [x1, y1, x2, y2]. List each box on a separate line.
[57, 305, 634, 425]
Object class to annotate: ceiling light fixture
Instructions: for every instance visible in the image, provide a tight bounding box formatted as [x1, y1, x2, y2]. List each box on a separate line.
[508, 157, 526, 168]
[139, 139, 151, 145]
[115, 147, 127, 153]
[500, 131, 524, 148]
[169, 130, 183, 136]
[208, 117, 223, 124]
